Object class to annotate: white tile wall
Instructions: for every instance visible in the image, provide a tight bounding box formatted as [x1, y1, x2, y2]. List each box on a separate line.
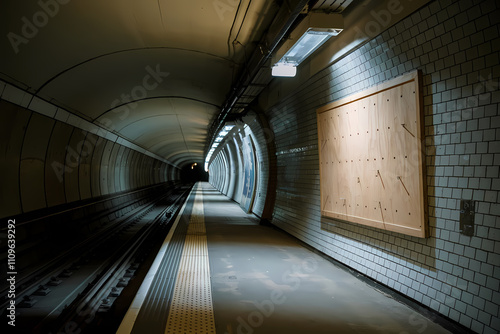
[266, 0, 500, 333]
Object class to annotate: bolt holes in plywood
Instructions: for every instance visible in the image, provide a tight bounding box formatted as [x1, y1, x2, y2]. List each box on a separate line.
[317, 71, 427, 238]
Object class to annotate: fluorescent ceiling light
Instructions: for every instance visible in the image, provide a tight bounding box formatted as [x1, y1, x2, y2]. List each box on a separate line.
[279, 28, 342, 66]
[272, 63, 297, 77]
[205, 124, 235, 171]
[272, 13, 343, 76]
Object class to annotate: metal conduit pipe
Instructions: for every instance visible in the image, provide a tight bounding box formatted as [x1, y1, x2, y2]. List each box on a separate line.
[205, 0, 314, 157]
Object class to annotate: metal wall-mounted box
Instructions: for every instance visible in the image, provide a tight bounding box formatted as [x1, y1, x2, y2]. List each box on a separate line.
[459, 200, 475, 236]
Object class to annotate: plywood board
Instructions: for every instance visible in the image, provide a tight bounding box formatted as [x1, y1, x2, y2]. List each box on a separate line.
[317, 71, 427, 238]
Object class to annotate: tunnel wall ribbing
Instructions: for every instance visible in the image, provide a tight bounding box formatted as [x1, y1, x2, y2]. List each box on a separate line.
[265, 0, 499, 333]
[208, 111, 272, 219]
[0, 98, 180, 219]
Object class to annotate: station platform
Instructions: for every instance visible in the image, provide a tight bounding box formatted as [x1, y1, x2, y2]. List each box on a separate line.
[116, 182, 452, 334]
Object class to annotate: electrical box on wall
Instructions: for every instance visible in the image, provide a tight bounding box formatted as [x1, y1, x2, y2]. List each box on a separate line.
[459, 200, 475, 236]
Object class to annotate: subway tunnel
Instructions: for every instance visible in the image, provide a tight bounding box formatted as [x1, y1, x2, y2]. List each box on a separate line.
[1, 0, 499, 333]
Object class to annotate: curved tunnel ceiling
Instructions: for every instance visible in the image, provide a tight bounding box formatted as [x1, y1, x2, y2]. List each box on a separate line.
[1, 0, 355, 169]
[0, 0, 280, 168]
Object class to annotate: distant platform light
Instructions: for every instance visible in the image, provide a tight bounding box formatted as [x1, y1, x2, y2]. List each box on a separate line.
[205, 124, 235, 171]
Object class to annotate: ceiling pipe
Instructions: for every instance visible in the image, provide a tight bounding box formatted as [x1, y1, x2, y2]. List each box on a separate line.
[205, 0, 314, 158]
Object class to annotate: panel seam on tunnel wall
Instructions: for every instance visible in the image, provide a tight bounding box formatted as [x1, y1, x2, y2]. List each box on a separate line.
[92, 135, 106, 198]
[17, 110, 34, 214]
[80, 131, 92, 200]
[76, 128, 83, 202]
[43, 116, 57, 209]
[63, 126, 75, 205]
[0, 80, 177, 168]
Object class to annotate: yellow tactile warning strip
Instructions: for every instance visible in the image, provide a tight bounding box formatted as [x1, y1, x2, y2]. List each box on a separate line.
[164, 184, 216, 334]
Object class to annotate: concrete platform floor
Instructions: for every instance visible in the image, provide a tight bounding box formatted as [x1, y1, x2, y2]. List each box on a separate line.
[202, 183, 451, 334]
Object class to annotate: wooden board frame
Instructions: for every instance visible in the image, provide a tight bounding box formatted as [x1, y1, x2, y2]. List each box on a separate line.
[317, 71, 427, 238]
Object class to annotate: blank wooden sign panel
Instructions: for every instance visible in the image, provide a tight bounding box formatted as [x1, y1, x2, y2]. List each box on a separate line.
[317, 71, 427, 238]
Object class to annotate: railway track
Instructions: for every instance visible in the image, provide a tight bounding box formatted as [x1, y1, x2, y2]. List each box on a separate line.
[2, 185, 191, 334]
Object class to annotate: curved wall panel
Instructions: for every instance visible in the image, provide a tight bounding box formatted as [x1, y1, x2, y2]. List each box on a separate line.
[154, 159, 160, 184]
[100, 140, 114, 196]
[45, 122, 73, 207]
[220, 149, 229, 195]
[244, 113, 272, 218]
[224, 143, 236, 199]
[211, 154, 224, 191]
[137, 156, 146, 187]
[114, 145, 126, 193]
[231, 136, 244, 203]
[153, 160, 161, 184]
[134, 155, 143, 188]
[218, 154, 225, 192]
[0, 101, 30, 218]
[144, 158, 151, 186]
[65, 128, 87, 203]
[208, 113, 273, 218]
[0, 99, 180, 219]
[132, 151, 142, 188]
[158, 160, 166, 184]
[145, 158, 154, 186]
[118, 147, 131, 192]
[209, 156, 218, 189]
[20, 113, 55, 213]
[78, 132, 97, 201]
[90, 136, 107, 198]
[127, 150, 138, 189]
[137, 153, 147, 188]
[109, 142, 122, 194]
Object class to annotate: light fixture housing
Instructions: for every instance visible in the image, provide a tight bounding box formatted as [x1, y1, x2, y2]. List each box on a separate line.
[271, 63, 297, 77]
[272, 13, 343, 77]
